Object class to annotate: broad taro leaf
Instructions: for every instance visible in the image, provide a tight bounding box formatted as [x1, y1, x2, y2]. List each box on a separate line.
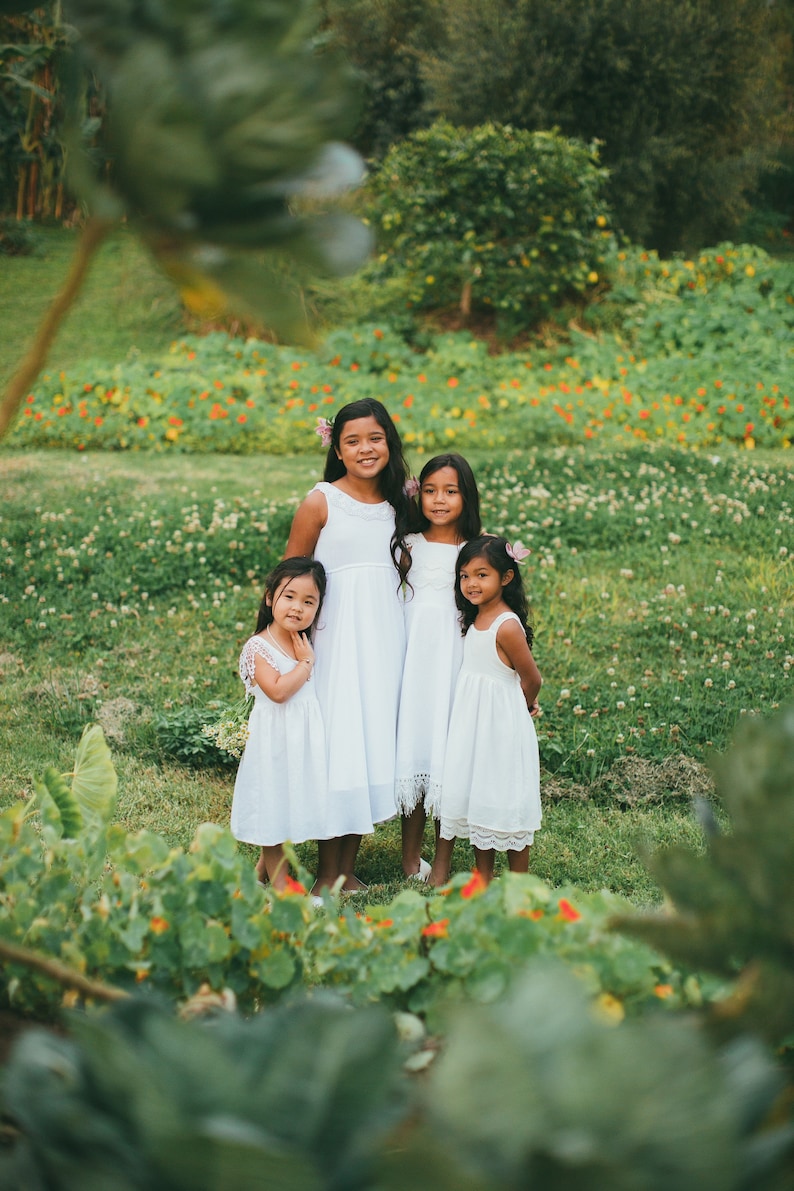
[34, 766, 83, 839]
[71, 723, 118, 828]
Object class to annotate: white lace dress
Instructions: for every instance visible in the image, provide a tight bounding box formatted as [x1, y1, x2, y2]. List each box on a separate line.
[230, 634, 330, 846]
[439, 611, 541, 851]
[395, 534, 464, 816]
[310, 482, 406, 834]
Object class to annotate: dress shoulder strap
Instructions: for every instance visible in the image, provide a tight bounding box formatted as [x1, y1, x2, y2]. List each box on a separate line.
[490, 610, 522, 634]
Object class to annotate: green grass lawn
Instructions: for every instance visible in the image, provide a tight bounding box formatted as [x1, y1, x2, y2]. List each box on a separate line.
[3, 444, 789, 907]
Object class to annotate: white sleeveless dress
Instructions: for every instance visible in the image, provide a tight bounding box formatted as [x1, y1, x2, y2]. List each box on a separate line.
[230, 634, 330, 846]
[311, 481, 405, 834]
[439, 610, 541, 850]
[395, 534, 464, 816]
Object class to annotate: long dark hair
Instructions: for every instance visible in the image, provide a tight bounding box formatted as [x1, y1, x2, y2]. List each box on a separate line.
[403, 453, 483, 587]
[454, 535, 534, 648]
[324, 398, 411, 578]
[255, 557, 326, 636]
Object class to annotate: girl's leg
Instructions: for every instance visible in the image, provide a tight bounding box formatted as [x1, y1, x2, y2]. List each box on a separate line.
[401, 805, 428, 877]
[430, 823, 455, 887]
[261, 844, 289, 892]
[312, 837, 341, 893]
[473, 846, 496, 883]
[255, 847, 267, 883]
[507, 846, 530, 874]
[338, 833, 365, 892]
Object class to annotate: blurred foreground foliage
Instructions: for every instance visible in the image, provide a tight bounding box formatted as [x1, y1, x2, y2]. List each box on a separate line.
[1, 709, 794, 1185]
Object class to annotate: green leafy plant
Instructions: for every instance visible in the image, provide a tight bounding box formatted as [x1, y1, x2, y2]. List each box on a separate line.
[614, 702, 794, 1049]
[364, 120, 613, 334]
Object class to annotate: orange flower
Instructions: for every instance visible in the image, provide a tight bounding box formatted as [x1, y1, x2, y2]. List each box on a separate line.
[529, 908, 544, 920]
[168, 416, 184, 427]
[150, 916, 170, 934]
[654, 983, 674, 999]
[403, 394, 414, 408]
[417, 374, 427, 383]
[376, 918, 393, 929]
[447, 377, 459, 388]
[213, 379, 224, 389]
[373, 328, 384, 339]
[237, 414, 247, 424]
[283, 876, 308, 895]
[558, 898, 581, 922]
[421, 918, 449, 939]
[461, 870, 487, 899]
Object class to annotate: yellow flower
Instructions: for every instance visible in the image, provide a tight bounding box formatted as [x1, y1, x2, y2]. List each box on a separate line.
[594, 993, 625, 1025]
[587, 271, 599, 284]
[745, 264, 755, 277]
[596, 215, 607, 228]
[425, 275, 435, 285]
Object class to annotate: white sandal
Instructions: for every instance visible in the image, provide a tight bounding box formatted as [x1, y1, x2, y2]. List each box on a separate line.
[408, 858, 432, 883]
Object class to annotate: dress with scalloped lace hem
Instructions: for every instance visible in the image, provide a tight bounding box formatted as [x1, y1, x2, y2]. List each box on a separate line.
[439, 610, 541, 851]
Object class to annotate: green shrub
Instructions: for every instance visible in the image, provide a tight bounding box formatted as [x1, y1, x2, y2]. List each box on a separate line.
[364, 120, 613, 333]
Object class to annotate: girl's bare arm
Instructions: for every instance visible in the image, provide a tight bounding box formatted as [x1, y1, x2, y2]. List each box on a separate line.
[284, 489, 327, 558]
[496, 619, 542, 710]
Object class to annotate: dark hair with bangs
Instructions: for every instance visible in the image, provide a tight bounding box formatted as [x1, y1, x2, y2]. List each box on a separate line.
[255, 557, 326, 636]
[454, 535, 534, 648]
[324, 398, 411, 578]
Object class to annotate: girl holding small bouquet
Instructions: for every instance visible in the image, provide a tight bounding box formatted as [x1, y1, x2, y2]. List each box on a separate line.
[438, 535, 542, 883]
[285, 398, 412, 892]
[230, 557, 329, 892]
[395, 453, 482, 886]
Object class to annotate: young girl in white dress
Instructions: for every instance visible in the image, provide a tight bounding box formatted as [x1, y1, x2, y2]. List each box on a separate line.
[231, 557, 328, 892]
[395, 454, 482, 886]
[285, 398, 412, 893]
[439, 535, 542, 883]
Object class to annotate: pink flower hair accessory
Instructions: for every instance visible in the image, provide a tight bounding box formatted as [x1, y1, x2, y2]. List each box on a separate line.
[505, 540, 531, 563]
[315, 417, 334, 448]
[403, 476, 420, 498]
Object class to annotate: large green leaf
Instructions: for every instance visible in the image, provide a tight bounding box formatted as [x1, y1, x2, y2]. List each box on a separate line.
[34, 766, 83, 839]
[71, 723, 118, 827]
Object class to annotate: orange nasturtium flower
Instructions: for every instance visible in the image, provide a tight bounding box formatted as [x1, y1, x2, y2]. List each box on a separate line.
[283, 876, 308, 896]
[654, 983, 674, 999]
[558, 898, 581, 922]
[421, 918, 449, 939]
[461, 870, 487, 899]
[150, 916, 170, 934]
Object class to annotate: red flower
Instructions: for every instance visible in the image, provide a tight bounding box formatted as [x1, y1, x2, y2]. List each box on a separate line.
[283, 876, 308, 896]
[558, 898, 581, 922]
[461, 870, 487, 899]
[421, 918, 449, 938]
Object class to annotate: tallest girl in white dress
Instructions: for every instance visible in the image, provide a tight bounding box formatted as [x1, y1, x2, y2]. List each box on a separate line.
[285, 398, 412, 892]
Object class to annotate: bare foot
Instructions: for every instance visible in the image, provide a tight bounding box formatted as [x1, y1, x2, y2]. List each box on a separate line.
[340, 874, 368, 893]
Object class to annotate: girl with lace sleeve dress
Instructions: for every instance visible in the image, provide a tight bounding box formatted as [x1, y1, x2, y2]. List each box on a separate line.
[395, 454, 482, 887]
[230, 557, 329, 892]
[438, 536, 542, 884]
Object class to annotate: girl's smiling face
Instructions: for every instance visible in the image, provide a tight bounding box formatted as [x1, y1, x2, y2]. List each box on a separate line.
[335, 415, 390, 481]
[458, 555, 512, 608]
[268, 573, 321, 633]
[421, 466, 464, 529]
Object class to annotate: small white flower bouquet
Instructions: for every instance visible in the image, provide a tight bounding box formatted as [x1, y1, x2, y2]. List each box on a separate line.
[202, 695, 254, 759]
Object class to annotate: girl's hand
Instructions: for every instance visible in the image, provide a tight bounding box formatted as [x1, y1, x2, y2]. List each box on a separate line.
[291, 632, 315, 666]
[529, 699, 541, 718]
